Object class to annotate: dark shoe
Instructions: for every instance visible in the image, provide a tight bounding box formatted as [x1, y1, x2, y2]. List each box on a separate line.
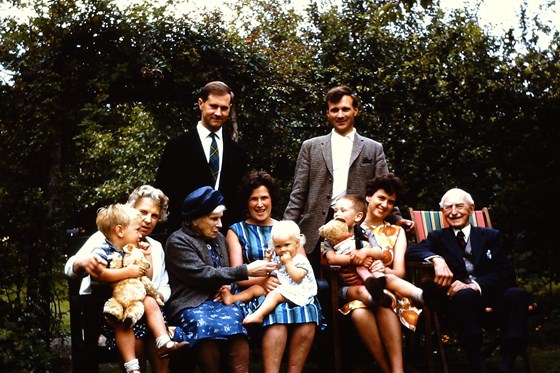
[420, 280, 446, 311]
[365, 276, 392, 308]
[158, 340, 189, 358]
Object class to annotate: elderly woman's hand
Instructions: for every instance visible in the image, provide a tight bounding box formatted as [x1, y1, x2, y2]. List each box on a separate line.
[247, 260, 279, 277]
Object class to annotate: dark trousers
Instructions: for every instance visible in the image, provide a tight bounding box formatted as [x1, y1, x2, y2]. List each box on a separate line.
[308, 208, 335, 278]
[450, 287, 530, 370]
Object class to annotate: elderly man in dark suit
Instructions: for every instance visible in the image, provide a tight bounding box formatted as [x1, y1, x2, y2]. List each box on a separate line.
[284, 85, 413, 272]
[406, 188, 530, 373]
[156, 81, 247, 233]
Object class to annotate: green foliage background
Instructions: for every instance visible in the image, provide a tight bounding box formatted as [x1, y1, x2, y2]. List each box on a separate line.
[0, 0, 558, 370]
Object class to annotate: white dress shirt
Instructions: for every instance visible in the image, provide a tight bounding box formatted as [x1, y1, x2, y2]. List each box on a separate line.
[197, 122, 223, 189]
[331, 128, 355, 206]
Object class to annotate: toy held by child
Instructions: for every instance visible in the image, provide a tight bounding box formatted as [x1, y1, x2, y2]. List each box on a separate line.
[103, 243, 164, 328]
[321, 194, 424, 330]
[90, 204, 188, 373]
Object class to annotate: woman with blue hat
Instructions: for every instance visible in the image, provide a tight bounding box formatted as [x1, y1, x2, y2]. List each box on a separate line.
[165, 186, 278, 372]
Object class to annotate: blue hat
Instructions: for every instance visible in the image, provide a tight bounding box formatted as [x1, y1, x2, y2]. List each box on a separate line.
[181, 186, 224, 221]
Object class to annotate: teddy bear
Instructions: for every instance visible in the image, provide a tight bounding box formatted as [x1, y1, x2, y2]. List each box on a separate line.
[103, 243, 164, 329]
[318, 217, 393, 265]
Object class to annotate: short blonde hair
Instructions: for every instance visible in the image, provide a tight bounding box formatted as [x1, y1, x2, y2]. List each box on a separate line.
[270, 220, 306, 247]
[96, 204, 140, 236]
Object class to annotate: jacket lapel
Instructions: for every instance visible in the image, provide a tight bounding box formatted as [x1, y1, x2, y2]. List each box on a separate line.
[321, 133, 333, 175]
[349, 132, 364, 167]
[442, 228, 465, 262]
[468, 227, 484, 266]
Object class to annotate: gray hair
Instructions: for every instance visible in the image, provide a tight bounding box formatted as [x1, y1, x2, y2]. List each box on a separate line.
[127, 185, 170, 222]
[439, 188, 475, 208]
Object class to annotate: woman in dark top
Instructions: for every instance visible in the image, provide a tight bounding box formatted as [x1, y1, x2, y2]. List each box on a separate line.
[165, 186, 277, 372]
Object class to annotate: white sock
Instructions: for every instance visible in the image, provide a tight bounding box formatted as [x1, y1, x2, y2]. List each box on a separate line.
[124, 359, 140, 373]
[155, 334, 172, 349]
[412, 288, 424, 306]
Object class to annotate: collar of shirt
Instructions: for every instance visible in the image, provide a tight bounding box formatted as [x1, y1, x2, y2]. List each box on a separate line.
[197, 122, 223, 142]
[452, 224, 472, 241]
[331, 128, 356, 144]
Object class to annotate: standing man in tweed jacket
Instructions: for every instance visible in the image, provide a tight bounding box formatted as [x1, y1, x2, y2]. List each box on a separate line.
[284, 86, 413, 272]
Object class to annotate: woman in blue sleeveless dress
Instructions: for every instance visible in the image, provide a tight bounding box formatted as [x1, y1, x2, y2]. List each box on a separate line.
[226, 170, 324, 372]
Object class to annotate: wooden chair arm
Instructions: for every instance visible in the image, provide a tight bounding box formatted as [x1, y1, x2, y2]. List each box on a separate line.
[406, 261, 435, 284]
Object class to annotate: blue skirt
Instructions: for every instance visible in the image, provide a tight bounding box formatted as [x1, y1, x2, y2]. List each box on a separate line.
[231, 283, 326, 330]
[239, 295, 326, 330]
[172, 301, 248, 346]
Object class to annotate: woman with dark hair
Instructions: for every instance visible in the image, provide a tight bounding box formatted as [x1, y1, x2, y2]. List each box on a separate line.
[165, 186, 277, 372]
[339, 174, 417, 373]
[226, 170, 324, 373]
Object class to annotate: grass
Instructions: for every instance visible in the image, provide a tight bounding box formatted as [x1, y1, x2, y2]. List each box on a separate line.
[87, 347, 560, 372]
[56, 278, 560, 372]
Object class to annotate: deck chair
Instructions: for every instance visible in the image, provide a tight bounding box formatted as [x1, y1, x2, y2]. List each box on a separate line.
[409, 207, 492, 242]
[406, 207, 535, 373]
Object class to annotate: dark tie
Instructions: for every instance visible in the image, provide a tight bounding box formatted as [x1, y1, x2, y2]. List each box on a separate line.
[208, 133, 219, 182]
[456, 230, 467, 252]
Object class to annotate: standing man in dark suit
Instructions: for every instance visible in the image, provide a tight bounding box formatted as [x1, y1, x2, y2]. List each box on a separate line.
[156, 81, 247, 233]
[406, 188, 530, 373]
[284, 85, 413, 272]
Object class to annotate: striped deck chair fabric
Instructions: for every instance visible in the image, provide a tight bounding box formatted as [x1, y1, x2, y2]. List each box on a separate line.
[408, 207, 492, 243]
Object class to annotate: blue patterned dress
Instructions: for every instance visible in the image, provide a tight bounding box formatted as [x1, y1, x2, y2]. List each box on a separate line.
[228, 221, 324, 328]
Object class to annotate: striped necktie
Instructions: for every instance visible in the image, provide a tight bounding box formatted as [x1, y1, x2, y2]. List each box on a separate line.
[208, 133, 219, 182]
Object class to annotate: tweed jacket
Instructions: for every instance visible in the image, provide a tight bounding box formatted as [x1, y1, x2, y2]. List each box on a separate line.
[156, 128, 247, 232]
[406, 226, 516, 297]
[284, 131, 400, 253]
[164, 224, 249, 320]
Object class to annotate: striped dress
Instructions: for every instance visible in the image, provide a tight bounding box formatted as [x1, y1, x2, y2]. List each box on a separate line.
[228, 221, 325, 328]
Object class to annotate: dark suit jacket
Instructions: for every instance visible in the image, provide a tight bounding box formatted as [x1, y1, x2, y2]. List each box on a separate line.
[156, 128, 247, 232]
[406, 226, 516, 297]
[284, 131, 401, 253]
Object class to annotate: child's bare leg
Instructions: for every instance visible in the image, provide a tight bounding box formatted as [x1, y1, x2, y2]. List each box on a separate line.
[220, 284, 267, 305]
[144, 296, 167, 338]
[143, 336, 170, 373]
[143, 296, 189, 358]
[355, 265, 372, 282]
[385, 273, 424, 305]
[115, 324, 140, 372]
[243, 289, 286, 324]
